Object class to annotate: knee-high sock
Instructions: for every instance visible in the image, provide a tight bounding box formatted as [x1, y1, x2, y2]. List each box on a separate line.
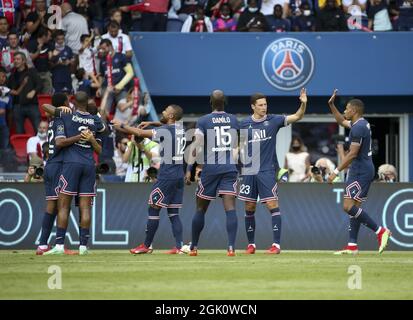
[144, 207, 161, 248]
[168, 208, 183, 249]
[39, 212, 57, 246]
[347, 206, 379, 233]
[270, 208, 281, 247]
[348, 216, 361, 245]
[245, 211, 255, 245]
[191, 210, 205, 250]
[226, 210, 238, 250]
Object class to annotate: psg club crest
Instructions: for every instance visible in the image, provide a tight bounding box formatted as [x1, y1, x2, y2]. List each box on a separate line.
[261, 38, 314, 91]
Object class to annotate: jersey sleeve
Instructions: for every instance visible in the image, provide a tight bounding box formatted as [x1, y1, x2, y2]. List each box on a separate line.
[232, 116, 240, 130]
[272, 115, 288, 128]
[350, 125, 364, 144]
[195, 117, 205, 136]
[54, 118, 66, 139]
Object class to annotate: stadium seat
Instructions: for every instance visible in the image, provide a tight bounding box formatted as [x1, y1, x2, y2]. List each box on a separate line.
[37, 94, 52, 120]
[167, 19, 183, 32]
[10, 134, 31, 164]
[24, 119, 35, 136]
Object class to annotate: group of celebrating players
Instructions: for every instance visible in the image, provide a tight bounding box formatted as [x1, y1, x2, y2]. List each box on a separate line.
[36, 87, 391, 256]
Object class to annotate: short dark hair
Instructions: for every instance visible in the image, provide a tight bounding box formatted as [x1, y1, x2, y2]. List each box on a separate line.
[14, 51, 27, 61]
[52, 93, 68, 107]
[75, 68, 86, 81]
[37, 28, 49, 39]
[108, 21, 120, 29]
[170, 104, 183, 121]
[0, 66, 6, 74]
[53, 29, 65, 39]
[80, 34, 90, 43]
[75, 91, 88, 108]
[100, 39, 113, 48]
[250, 93, 266, 105]
[348, 99, 364, 115]
[7, 31, 18, 39]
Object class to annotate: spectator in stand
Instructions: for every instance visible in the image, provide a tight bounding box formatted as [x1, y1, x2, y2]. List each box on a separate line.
[377, 164, 398, 182]
[213, 3, 238, 31]
[120, 0, 169, 32]
[266, 4, 291, 31]
[25, 0, 51, 47]
[97, 39, 134, 119]
[0, 0, 20, 28]
[75, 67, 100, 96]
[107, 0, 134, 32]
[9, 52, 42, 134]
[28, 28, 53, 94]
[261, 0, 290, 18]
[24, 155, 44, 183]
[61, 2, 89, 55]
[206, 0, 245, 20]
[102, 21, 133, 59]
[316, 0, 341, 10]
[182, 5, 214, 32]
[289, 0, 313, 17]
[316, 0, 348, 31]
[0, 16, 9, 49]
[392, 0, 413, 31]
[0, 67, 11, 150]
[368, 0, 393, 30]
[113, 134, 129, 181]
[292, 2, 316, 31]
[1, 31, 34, 74]
[26, 120, 48, 160]
[74, 0, 94, 29]
[78, 33, 99, 80]
[108, 8, 129, 34]
[284, 136, 310, 182]
[178, 0, 207, 22]
[237, 0, 269, 31]
[49, 29, 75, 94]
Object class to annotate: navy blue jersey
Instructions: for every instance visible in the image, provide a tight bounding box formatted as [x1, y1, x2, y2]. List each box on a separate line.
[78, 79, 92, 96]
[99, 53, 127, 87]
[240, 114, 287, 173]
[51, 45, 73, 84]
[196, 111, 239, 175]
[348, 118, 375, 175]
[57, 111, 105, 165]
[47, 117, 66, 164]
[152, 123, 185, 180]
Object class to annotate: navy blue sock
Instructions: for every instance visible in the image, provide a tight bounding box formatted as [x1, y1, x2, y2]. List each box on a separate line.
[39, 212, 57, 246]
[191, 210, 205, 250]
[56, 227, 66, 245]
[168, 208, 183, 249]
[349, 217, 361, 244]
[348, 206, 379, 233]
[144, 207, 161, 248]
[245, 211, 255, 244]
[226, 210, 238, 250]
[270, 208, 281, 246]
[79, 228, 90, 246]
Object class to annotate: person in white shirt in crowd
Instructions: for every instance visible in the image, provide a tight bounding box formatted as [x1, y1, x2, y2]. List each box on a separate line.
[261, 0, 290, 18]
[309, 157, 341, 183]
[113, 135, 130, 181]
[368, 0, 393, 30]
[377, 164, 397, 182]
[60, 2, 89, 55]
[1, 32, 34, 75]
[102, 21, 133, 59]
[26, 120, 48, 161]
[181, 5, 214, 32]
[78, 34, 100, 80]
[284, 136, 310, 182]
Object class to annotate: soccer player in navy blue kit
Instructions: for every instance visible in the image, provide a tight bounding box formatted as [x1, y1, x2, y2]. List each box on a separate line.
[36, 93, 72, 255]
[327, 89, 391, 254]
[185, 90, 240, 256]
[239, 89, 308, 255]
[45, 92, 106, 255]
[112, 105, 185, 254]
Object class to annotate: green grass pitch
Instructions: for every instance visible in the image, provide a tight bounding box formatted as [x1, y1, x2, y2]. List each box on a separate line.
[1, 250, 412, 300]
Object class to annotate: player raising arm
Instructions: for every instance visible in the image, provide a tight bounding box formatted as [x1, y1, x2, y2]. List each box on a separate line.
[326, 89, 391, 255]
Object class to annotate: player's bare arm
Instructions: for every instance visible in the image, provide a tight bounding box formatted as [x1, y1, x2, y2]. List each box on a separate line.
[138, 121, 163, 129]
[328, 89, 351, 129]
[41, 104, 72, 117]
[81, 130, 102, 154]
[111, 119, 153, 139]
[55, 134, 82, 149]
[286, 88, 307, 125]
[327, 143, 360, 184]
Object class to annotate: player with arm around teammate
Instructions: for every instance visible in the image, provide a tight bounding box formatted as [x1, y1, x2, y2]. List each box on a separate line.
[112, 105, 186, 254]
[327, 89, 391, 255]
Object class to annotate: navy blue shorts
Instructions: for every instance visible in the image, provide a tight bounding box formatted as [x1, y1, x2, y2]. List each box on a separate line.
[238, 171, 278, 203]
[344, 173, 373, 202]
[44, 162, 63, 201]
[148, 178, 184, 208]
[196, 171, 238, 200]
[59, 163, 96, 197]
